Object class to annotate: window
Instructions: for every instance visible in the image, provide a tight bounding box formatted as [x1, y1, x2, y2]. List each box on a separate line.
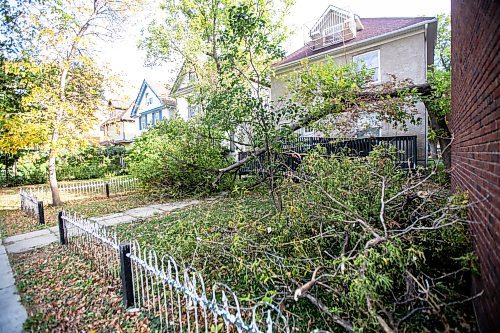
[145, 93, 150, 106]
[188, 71, 196, 82]
[301, 127, 314, 136]
[356, 113, 380, 138]
[188, 104, 197, 119]
[140, 115, 147, 130]
[353, 50, 380, 83]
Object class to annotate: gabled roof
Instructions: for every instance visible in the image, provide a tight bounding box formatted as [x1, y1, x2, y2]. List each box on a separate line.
[276, 17, 435, 68]
[130, 79, 176, 117]
[101, 100, 135, 127]
[171, 62, 197, 96]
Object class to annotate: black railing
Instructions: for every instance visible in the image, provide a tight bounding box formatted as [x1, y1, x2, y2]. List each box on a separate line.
[238, 136, 417, 175]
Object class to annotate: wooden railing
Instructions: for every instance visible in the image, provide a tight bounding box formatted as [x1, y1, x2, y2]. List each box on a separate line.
[238, 136, 418, 175]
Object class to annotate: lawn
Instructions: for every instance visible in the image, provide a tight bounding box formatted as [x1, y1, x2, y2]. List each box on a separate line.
[10, 243, 152, 332]
[0, 191, 166, 238]
[113, 190, 278, 290]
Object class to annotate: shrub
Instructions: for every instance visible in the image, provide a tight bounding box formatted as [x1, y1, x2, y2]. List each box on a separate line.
[56, 145, 127, 181]
[127, 118, 232, 197]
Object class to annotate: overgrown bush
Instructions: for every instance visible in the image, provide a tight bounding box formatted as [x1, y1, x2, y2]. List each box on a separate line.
[127, 118, 232, 197]
[117, 147, 477, 332]
[0, 151, 48, 186]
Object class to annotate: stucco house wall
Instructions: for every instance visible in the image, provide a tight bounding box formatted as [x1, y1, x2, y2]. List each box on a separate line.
[271, 27, 433, 164]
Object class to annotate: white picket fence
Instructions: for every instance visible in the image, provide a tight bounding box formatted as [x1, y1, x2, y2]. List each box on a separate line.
[28, 177, 140, 204]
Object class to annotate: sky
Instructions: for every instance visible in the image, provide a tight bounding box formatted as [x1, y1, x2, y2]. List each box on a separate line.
[99, 0, 451, 100]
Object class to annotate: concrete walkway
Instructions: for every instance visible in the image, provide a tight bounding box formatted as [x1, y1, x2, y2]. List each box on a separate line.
[3, 198, 202, 254]
[0, 244, 27, 333]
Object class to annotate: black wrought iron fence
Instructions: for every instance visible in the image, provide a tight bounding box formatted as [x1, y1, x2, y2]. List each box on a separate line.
[238, 136, 418, 175]
[19, 188, 45, 225]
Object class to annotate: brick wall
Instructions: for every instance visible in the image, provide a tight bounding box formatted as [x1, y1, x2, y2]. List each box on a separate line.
[450, 0, 499, 331]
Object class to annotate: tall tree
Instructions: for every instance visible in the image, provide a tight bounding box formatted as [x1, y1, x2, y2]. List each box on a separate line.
[142, 0, 293, 208]
[1, 0, 139, 205]
[422, 14, 452, 171]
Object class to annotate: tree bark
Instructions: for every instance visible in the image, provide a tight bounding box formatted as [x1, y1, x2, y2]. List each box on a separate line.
[426, 105, 452, 171]
[48, 147, 61, 206]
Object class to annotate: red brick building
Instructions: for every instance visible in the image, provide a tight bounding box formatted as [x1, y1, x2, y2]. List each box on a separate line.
[450, 0, 499, 331]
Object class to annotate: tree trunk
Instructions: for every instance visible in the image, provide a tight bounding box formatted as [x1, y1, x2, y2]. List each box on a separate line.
[429, 141, 438, 159]
[426, 106, 452, 171]
[438, 136, 452, 172]
[48, 146, 62, 206]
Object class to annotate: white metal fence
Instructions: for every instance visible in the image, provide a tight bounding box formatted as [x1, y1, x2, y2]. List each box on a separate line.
[59, 211, 289, 332]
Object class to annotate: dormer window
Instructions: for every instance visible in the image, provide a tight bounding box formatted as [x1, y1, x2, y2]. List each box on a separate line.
[307, 6, 358, 50]
[353, 50, 380, 83]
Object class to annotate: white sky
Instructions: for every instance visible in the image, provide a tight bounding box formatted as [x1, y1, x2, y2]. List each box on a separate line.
[99, 0, 450, 100]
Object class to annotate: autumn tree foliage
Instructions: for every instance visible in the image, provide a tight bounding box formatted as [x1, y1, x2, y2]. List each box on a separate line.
[1, 0, 140, 205]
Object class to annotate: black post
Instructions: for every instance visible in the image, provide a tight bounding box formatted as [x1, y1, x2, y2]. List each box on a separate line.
[105, 182, 110, 198]
[37, 201, 45, 225]
[119, 243, 134, 307]
[58, 211, 67, 245]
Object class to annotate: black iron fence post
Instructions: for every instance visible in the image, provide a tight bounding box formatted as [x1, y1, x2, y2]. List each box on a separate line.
[58, 211, 67, 245]
[37, 201, 45, 225]
[105, 182, 110, 198]
[119, 243, 134, 307]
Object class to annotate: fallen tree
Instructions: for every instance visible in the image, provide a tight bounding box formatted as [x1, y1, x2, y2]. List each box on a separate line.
[213, 82, 433, 185]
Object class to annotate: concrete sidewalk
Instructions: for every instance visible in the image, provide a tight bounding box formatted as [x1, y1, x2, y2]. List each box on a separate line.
[0, 244, 27, 333]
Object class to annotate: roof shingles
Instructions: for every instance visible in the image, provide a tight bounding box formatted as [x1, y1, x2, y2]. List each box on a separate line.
[277, 17, 434, 67]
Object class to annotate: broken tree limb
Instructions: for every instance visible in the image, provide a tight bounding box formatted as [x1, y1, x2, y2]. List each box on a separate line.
[213, 83, 432, 184]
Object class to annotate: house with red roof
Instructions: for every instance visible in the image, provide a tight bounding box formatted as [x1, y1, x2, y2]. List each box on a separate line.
[271, 5, 437, 165]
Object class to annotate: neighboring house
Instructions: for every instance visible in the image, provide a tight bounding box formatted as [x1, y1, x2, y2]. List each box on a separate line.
[171, 63, 199, 120]
[130, 79, 177, 132]
[100, 100, 137, 148]
[271, 5, 437, 165]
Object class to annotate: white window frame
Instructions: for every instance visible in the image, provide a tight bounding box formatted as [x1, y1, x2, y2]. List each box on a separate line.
[140, 115, 147, 130]
[353, 49, 381, 84]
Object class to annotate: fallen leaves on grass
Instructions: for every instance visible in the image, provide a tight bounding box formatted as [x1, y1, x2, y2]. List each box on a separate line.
[11, 243, 152, 332]
[0, 192, 166, 238]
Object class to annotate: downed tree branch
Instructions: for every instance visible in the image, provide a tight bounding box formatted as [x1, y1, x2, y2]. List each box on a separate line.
[213, 83, 432, 185]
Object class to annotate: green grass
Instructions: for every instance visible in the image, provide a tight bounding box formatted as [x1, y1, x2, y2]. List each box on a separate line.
[114, 191, 278, 292]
